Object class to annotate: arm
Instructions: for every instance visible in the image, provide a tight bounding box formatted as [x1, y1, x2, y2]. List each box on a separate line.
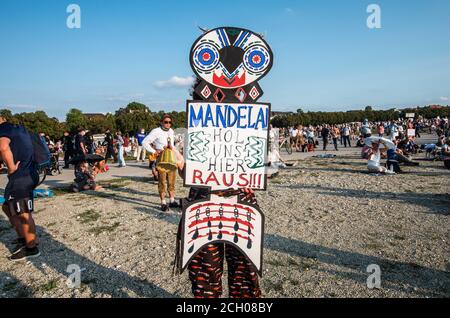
[0, 137, 20, 175]
[142, 131, 157, 154]
[80, 142, 87, 154]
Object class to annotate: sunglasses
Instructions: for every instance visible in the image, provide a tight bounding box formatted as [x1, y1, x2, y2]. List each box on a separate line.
[164, 121, 172, 124]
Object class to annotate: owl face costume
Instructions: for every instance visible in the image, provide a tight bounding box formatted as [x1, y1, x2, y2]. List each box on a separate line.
[175, 27, 273, 298]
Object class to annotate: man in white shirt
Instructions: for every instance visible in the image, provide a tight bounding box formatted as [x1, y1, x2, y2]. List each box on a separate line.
[343, 125, 351, 148]
[142, 115, 178, 212]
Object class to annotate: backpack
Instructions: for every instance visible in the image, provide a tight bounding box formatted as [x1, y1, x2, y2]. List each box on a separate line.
[29, 132, 52, 186]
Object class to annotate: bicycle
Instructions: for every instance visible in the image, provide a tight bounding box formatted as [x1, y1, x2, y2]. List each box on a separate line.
[279, 135, 293, 155]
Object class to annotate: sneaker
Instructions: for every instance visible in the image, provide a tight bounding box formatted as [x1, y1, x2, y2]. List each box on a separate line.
[9, 246, 40, 262]
[169, 201, 180, 209]
[161, 204, 169, 212]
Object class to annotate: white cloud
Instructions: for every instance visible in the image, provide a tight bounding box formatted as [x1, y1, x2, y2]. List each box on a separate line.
[440, 96, 449, 101]
[155, 76, 196, 89]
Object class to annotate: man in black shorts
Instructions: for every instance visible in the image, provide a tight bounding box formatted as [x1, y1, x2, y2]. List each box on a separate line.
[0, 113, 40, 261]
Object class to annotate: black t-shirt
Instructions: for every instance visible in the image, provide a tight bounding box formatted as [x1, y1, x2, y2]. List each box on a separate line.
[0, 122, 34, 177]
[321, 128, 330, 138]
[75, 134, 85, 153]
[63, 135, 74, 151]
[104, 133, 114, 149]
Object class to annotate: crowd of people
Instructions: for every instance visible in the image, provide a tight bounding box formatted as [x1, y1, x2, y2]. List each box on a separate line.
[268, 116, 450, 173]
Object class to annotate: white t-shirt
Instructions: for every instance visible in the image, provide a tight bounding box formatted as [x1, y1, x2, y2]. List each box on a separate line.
[142, 127, 174, 154]
[291, 129, 298, 138]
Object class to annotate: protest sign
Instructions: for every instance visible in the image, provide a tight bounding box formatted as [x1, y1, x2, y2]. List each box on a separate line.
[184, 101, 270, 191]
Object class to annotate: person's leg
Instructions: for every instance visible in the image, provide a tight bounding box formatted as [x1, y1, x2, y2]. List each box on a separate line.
[167, 170, 178, 208]
[141, 148, 146, 162]
[188, 243, 225, 298]
[4, 178, 40, 261]
[225, 244, 261, 298]
[333, 138, 338, 151]
[158, 168, 168, 209]
[104, 150, 109, 163]
[17, 212, 37, 248]
[136, 146, 142, 162]
[64, 151, 70, 168]
[118, 146, 125, 166]
[368, 165, 382, 173]
[2, 205, 25, 241]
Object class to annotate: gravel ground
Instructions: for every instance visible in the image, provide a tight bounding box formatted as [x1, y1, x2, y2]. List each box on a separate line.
[0, 148, 449, 298]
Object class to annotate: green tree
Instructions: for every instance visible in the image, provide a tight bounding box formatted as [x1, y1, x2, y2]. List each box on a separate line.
[14, 110, 64, 138]
[66, 108, 87, 133]
[115, 102, 156, 134]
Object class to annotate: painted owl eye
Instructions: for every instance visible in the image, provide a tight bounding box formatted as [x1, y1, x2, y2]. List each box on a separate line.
[193, 43, 220, 72]
[243, 45, 270, 74]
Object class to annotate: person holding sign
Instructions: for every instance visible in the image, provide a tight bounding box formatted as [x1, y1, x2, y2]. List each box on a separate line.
[142, 115, 180, 212]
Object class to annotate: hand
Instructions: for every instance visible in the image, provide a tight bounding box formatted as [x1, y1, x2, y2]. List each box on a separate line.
[8, 161, 20, 176]
[155, 149, 163, 155]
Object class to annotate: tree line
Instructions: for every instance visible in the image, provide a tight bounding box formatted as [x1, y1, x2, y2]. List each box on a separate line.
[270, 105, 450, 128]
[1, 103, 448, 139]
[0, 102, 187, 139]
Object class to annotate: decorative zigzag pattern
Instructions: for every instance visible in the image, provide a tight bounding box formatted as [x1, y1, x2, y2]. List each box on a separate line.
[187, 132, 210, 163]
[244, 137, 265, 169]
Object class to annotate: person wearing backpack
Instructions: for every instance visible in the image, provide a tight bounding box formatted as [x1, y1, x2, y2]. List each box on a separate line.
[0, 113, 41, 261]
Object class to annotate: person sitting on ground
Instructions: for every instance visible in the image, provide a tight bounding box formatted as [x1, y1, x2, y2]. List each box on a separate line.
[268, 144, 287, 170]
[367, 141, 395, 175]
[71, 161, 102, 192]
[392, 138, 420, 167]
[357, 135, 366, 148]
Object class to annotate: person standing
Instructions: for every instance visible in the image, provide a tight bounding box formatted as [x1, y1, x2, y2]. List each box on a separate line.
[142, 114, 179, 212]
[415, 121, 421, 138]
[389, 122, 399, 141]
[116, 131, 126, 168]
[103, 129, 117, 164]
[62, 131, 74, 169]
[321, 125, 330, 151]
[0, 113, 40, 261]
[74, 129, 88, 156]
[331, 125, 340, 151]
[343, 125, 351, 148]
[135, 128, 147, 163]
[290, 125, 299, 152]
[85, 131, 94, 155]
[123, 133, 131, 156]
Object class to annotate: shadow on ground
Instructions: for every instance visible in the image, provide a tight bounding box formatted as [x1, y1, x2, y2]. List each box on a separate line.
[0, 218, 177, 298]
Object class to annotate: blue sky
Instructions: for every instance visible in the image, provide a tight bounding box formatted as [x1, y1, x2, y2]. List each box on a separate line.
[0, 0, 449, 120]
